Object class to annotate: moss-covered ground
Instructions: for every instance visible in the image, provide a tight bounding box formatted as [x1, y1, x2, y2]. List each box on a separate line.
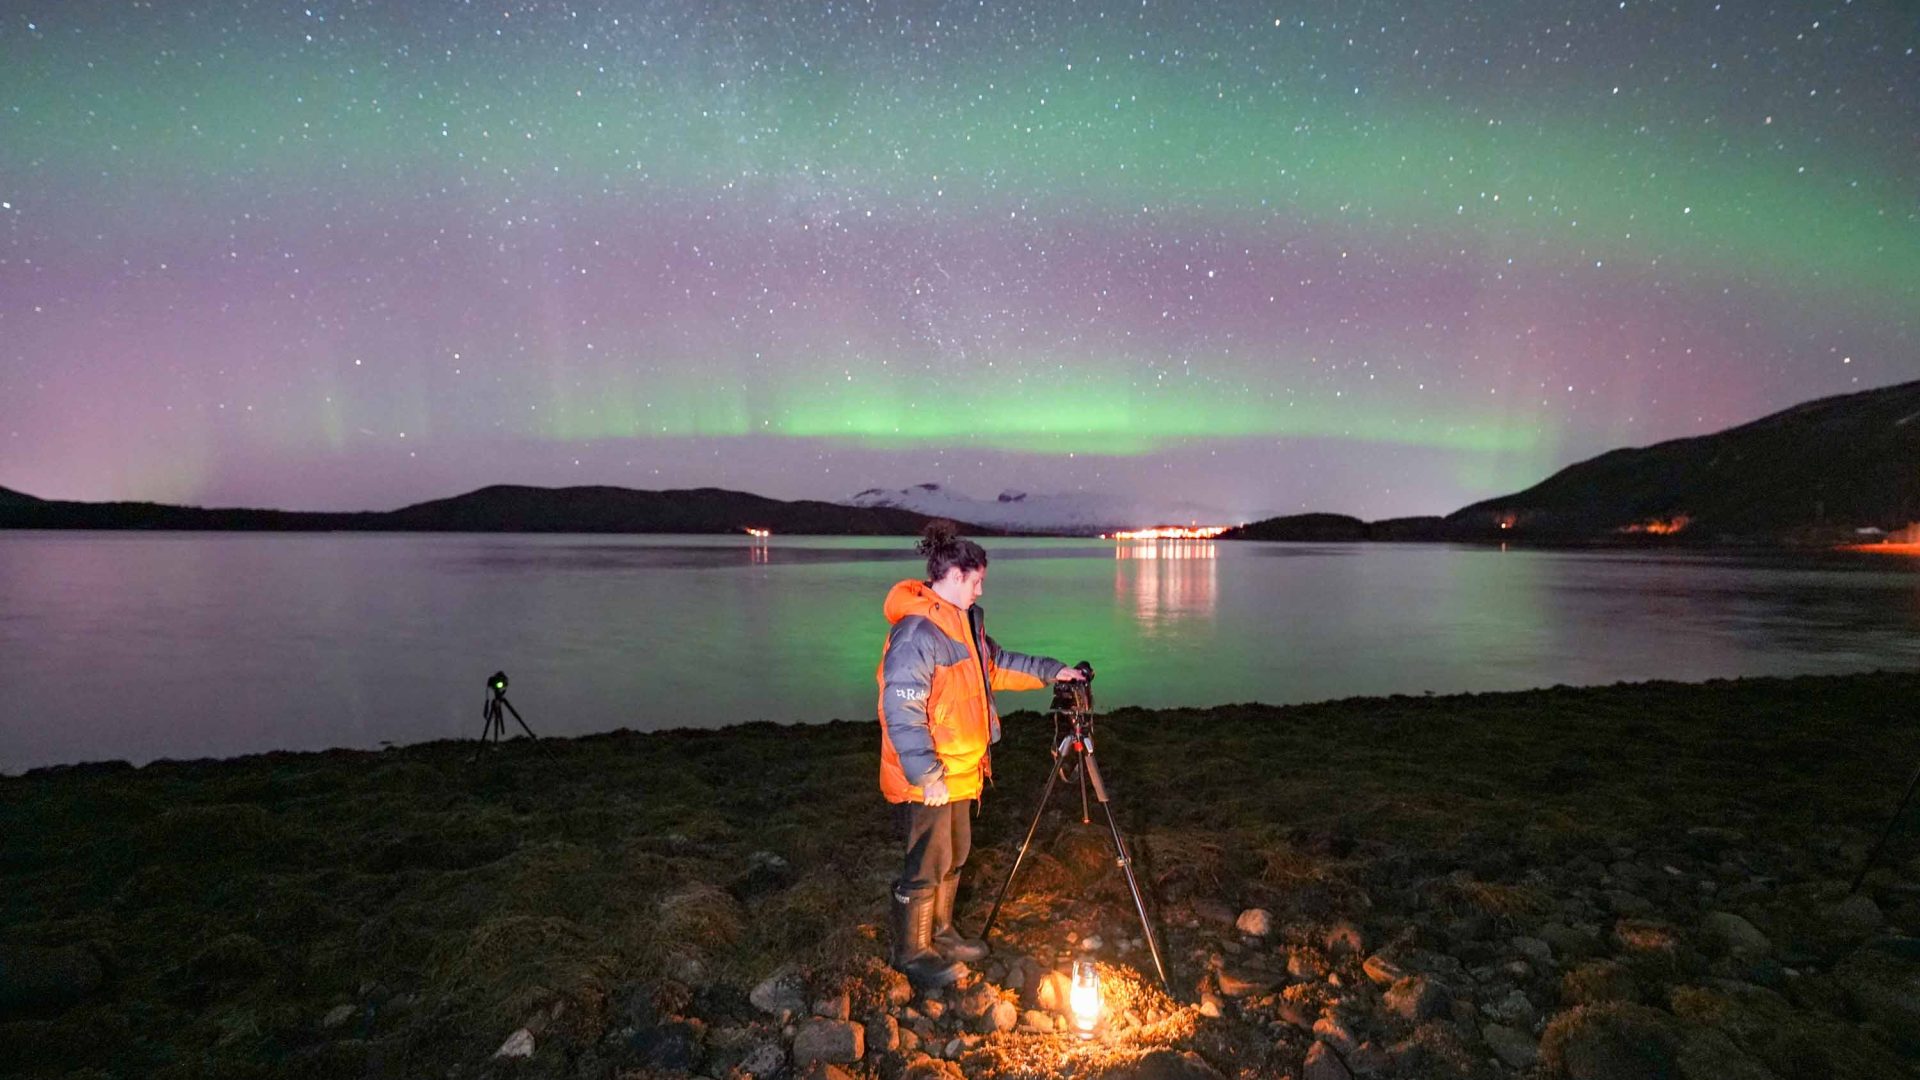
[3, 672, 1918, 1078]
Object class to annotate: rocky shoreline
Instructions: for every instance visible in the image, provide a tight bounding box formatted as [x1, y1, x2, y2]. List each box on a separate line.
[4, 672, 1920, 1079]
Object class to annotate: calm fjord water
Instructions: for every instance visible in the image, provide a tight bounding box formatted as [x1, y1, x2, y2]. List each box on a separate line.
[2, 532, 1916, 771]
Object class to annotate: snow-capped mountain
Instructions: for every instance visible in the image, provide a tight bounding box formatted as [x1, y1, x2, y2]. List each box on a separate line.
[845, 483, 1235, 535]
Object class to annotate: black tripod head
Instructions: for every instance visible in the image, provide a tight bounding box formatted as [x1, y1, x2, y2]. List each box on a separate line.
[487, 671, 510, 700]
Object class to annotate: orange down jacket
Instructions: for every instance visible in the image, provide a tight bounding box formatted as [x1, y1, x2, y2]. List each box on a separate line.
[875, 579, 1063, 803]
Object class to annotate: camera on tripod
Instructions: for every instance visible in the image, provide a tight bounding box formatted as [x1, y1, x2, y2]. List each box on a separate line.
[1051, 661, 1096, 716]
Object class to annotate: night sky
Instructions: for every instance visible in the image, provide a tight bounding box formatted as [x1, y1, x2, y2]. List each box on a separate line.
[2, 2, 1914, 522]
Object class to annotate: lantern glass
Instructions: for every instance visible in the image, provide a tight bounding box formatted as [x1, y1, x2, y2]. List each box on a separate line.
[1069, 959, 1101, 1038]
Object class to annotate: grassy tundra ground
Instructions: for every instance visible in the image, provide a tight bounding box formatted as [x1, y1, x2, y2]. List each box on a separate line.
[4, 672, 1919, 1079]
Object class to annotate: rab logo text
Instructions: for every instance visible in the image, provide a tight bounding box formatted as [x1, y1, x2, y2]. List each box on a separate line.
[893, 688, 928, 701]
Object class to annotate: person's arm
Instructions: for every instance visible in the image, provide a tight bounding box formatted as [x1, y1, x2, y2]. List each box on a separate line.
[985, 634, 1069, 692]
[881, 618, 945, 792]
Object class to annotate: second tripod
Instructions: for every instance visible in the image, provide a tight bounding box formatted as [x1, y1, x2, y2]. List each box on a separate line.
[978, 662, 1169, 991]
[480, 671, 538, 744]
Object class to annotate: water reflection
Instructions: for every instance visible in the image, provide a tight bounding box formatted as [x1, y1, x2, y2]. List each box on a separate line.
[1114, 539, 1218, 626]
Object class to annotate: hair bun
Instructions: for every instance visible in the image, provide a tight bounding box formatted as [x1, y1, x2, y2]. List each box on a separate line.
[916, 518, 961, 556]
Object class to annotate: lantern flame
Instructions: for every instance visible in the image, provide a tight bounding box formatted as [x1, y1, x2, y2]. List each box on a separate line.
[1069, 960, 1101, 1039]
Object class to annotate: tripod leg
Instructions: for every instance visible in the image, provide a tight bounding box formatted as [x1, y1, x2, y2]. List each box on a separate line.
[1081, 751, 1171, 991]
[1852, 760, 1920, 894]
[501, 697, 537, 740]
[1078, 755, 1091, 824]
[980, 749, 1068, 942]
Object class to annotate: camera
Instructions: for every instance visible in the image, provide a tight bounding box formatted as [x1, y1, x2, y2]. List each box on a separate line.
[1050, 661, 1096, 714]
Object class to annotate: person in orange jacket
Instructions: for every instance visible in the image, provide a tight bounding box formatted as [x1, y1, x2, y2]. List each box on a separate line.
[876, 520, 1085, 988]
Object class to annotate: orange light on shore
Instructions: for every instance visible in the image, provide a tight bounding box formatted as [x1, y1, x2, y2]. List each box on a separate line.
[1069, 960, 1102, 1039]
[1618, 515, 1691, 535]
[744, 528, 771, 538]
[1104, 525, 1232, 540]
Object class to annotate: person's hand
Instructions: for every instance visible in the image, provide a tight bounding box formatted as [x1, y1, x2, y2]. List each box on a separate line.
[1054, 666, 1087, 681]
[921, 776, 951, 806]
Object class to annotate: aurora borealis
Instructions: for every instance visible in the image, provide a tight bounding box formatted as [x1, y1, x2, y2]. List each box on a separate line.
[2, 2, 1914, 520]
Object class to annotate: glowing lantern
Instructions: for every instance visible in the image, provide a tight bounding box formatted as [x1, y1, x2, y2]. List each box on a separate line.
[1069, 959, 1102, 1039]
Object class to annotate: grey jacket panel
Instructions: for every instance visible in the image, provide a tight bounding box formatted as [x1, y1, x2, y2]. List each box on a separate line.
[984, 633, 1063, 685]
[970, 605, 1064, 747]
[880, 615, 948, 786]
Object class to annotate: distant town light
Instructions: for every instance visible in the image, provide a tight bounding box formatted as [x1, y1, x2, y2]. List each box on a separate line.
[1103, 525, 1232, 540]
[744, 527, 771, 538]
[1618, 515, 1690, 536]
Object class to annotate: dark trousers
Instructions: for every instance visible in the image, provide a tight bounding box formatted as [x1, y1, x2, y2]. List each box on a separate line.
[895, 799, 973, 898]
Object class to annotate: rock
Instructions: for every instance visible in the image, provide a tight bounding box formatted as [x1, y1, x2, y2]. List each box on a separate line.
[1361, 953, 1407, 986]
[812, 991, 850, 1020]
[750, 965, 809, 1019]
[955, 980, 998, 1022]
[1346, 1041, 1391, 1076]
[321, 1004, 355, 1030]
[1833, 946, 1920, 1047]
[1032, 970, 1071, 1013]
[792, 1019, 864, 1067]
[1560, 959, 1641, 1006]
[898, 1026, 922, 1053]
[1482, 1023, 1539, 1069]
[1539, 922, 1604, 963]
[704, 1026, 785, 1078]
[1312, 1015, 1359, 1055]
[882, 967, 915, 1008]
[1302, 1040, 1353, 1080]
[1236, 908, 1274, 936]
[734, 849, 795, 897]
[1700, 911, 1771, 956]
[1482, 988, 1538, 1028]
[1002, 959, 1028, 991]
[1324, 921, 1365, 955]
[1674, 1026, 1777, 1080]
[1510, 935, 1555, 967]
[494, 1027, 535, 1059]
[1197, 989, 1224, 1018]
[1539, 1003, 1680, 1080]
[1384, 976, 1449, 1022]
[1109, 1049, 1230, 1079]
[627, 1019, 704, 1071]
[1217, 960, 1279, 998]
[1606, 890, 1656, 918]
[797, 1063, 858, 1080]
[920, 998, 946, 1021]
[1192, 898, 1237, 926]
[1826, 893, 1884, 941]
[982, 999, 1018, 1034]
[1020, 1008, 1053, 1032]
[865, 1013, 900, 1055]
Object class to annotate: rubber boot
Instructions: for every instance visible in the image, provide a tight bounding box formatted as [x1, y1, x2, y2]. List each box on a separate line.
[889, 886, 968, 989]
[931, 874, 990, 962]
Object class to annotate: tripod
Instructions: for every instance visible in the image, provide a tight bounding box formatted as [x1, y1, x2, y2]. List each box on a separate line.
[1852, 758, 1920, 893]
[979, 664, 1170, 991]
[479, 671, 537, 744]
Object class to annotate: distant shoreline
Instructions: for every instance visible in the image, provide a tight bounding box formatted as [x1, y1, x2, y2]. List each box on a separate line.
[10, 668, 1916, 778]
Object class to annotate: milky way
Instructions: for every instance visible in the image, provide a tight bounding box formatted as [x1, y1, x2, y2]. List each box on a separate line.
[1, 2, 1913, 520]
